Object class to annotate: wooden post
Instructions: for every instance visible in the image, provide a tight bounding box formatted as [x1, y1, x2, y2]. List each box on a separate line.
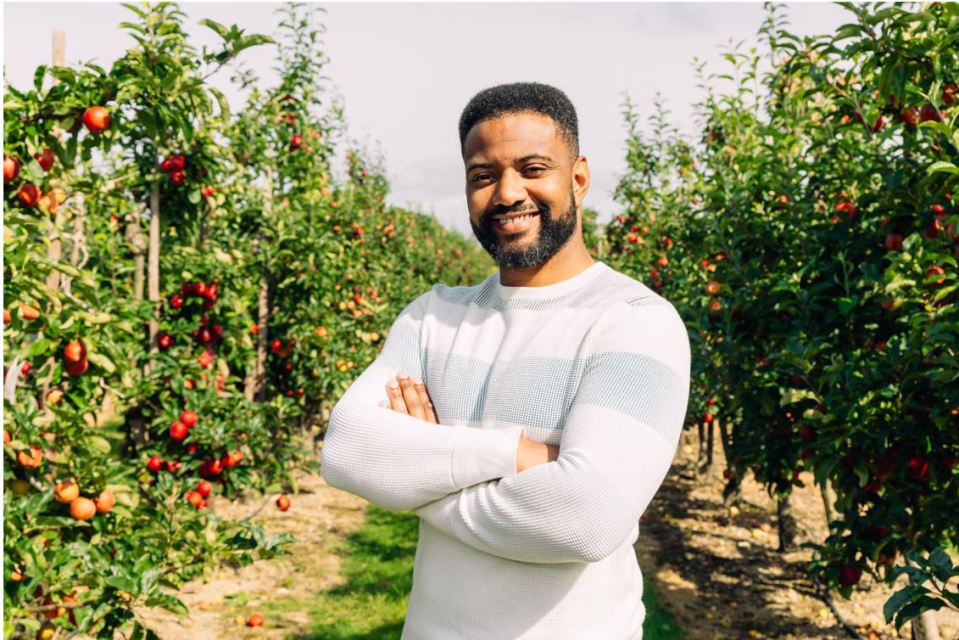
[45, 30, 66, 294]
[245, 166, 274, 402]
[145, 181, 161, 375]
[39, 30, 66, 414]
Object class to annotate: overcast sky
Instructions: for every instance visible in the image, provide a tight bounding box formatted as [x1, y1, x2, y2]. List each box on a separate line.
[3, 1, 852, 239]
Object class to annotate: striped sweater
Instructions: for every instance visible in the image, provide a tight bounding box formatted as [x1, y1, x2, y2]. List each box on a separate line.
[320, 259, 691, 639]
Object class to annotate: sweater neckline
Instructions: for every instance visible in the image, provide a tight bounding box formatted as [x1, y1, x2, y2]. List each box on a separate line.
[493, 260, 608, 300]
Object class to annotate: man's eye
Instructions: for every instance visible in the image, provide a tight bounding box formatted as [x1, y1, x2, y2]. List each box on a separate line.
[525, 167, 545, 174]
[472, 174, 491, 182]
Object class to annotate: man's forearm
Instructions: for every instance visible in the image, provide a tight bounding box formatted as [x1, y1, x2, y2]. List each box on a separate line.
[516, 436, 560, 473]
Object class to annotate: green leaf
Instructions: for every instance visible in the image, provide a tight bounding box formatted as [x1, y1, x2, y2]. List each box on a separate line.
[105, 575, 138, 595]
[24, 338, 52, 359]
[198, 18, 230, 39]
[927, 161, 959, 176]
[928, 547, 954, 582]
[780, 388, 820, 406]
[144, 593, 188, 617]
[79, 311, 117, 324]
[87, 352, 116, 374]
[884, 584, 924, 624]
[88, 436, 112, 454]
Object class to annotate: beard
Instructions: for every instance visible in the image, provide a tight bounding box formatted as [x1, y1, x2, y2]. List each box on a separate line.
[470, 185, 578, 270]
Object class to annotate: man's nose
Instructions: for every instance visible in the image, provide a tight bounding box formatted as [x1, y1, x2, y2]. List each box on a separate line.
[491, 169, 529, 211]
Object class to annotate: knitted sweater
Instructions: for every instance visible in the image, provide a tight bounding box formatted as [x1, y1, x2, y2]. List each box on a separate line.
[320, 260, 691, 639]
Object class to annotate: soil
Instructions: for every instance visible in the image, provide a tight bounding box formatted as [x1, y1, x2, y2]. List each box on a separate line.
[633, 428, 959, 640]
[126, 460, 369, 640]
[75, 431, 956, 640]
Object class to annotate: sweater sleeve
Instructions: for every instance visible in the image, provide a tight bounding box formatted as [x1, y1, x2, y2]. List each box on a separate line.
[320, 288, 526, 512]
[413, 301, 691, 564]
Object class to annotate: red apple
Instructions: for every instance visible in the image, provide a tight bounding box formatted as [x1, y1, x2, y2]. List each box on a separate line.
[919, 104, 942, 123]
[82, 106, 111, 133]
[64, 359, 88, 376]
[943, 83, 958, 107]
[17, 183, 41, 208]
[170, 171, 186, 186]
[907, 456, 929, 481]
[899, 106, 919, 127]
[290, 134, 303, 150]
[34, 147, 55, 172]
[839, 563, 862, 586]
[196, 480, 212, 498]
[926, 266, 945, 285]
[64, 339, 86, 363]
[884, 233, 903, 251]
[201, 185, 215, 199]
[147, 455, 163, 473]
[179, 410, 197, 429]
[169, 421, 188, 441]
[3, 155, 20, 182]
[157, 331, 173, 350]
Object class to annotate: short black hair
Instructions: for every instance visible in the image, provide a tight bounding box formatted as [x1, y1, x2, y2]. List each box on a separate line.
[458, 82, 580, 163]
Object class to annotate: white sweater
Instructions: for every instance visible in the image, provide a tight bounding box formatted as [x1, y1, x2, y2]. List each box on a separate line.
[320, 260, 690, 639]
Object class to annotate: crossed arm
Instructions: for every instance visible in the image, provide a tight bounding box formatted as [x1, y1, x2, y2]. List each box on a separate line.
[322, 295, 689, 565]
[378, 370, 559, 474]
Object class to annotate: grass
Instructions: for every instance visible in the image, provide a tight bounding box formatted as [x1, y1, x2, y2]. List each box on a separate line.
[275, 504, 684, 639]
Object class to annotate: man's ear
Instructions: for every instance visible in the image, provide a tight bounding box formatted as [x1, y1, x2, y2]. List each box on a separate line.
[573, 156, 590, 201]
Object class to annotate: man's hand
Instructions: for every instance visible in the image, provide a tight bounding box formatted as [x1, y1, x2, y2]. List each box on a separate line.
[381, 371, 559, 473]
[381, 371, 439, 423]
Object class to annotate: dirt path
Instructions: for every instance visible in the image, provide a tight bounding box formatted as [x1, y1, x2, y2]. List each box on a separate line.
[634, 428, 959, 640]
[130, 465, 368, 640]
[78, 429, 955, 640]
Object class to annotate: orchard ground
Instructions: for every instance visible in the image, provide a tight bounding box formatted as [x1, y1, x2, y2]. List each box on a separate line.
[88, 429, 958, 640]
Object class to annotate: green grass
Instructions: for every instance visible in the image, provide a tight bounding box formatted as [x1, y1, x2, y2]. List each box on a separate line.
[281, 504, 684, 639]
[642, 578, 686, 639]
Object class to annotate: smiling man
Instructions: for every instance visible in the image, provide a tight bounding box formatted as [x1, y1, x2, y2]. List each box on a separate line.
[320, 82, 691, 639]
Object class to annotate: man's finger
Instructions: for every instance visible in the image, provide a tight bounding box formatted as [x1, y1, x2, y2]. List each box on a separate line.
[413, 379, 438, 424]
[386, 378, 409, 414]
[397, 373, 427, 421]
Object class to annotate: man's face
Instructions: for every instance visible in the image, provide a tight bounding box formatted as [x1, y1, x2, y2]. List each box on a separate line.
[463, 111, 585, 270]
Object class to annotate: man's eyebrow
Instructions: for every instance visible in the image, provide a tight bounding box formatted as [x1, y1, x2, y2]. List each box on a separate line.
[466, 154, 554, 173]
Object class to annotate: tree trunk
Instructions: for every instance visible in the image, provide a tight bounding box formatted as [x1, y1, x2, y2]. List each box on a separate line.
[695, 420, 706, 477]
[146, 181, 161, 375]
[777, 492, 798, 552]
[246, 166, 274, 402]
[718, 418, 741, 506]
[126, 203, 147, 304]
[705, 418, 715, 470]
[821, 479, 838, 529]
[909, 566, 942, 640]
[253, 275, 271, 402]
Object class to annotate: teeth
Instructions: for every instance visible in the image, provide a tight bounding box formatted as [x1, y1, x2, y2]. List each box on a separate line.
[497, 214, 535, 226]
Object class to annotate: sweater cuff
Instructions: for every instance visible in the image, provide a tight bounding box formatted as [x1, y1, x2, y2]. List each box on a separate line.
[451, 424, 525, 488]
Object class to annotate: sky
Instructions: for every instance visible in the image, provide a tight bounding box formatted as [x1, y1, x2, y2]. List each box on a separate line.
[2, 1, 853, 240]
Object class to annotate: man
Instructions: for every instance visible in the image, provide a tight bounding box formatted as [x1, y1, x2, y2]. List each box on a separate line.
[320, 81, 690, 639]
